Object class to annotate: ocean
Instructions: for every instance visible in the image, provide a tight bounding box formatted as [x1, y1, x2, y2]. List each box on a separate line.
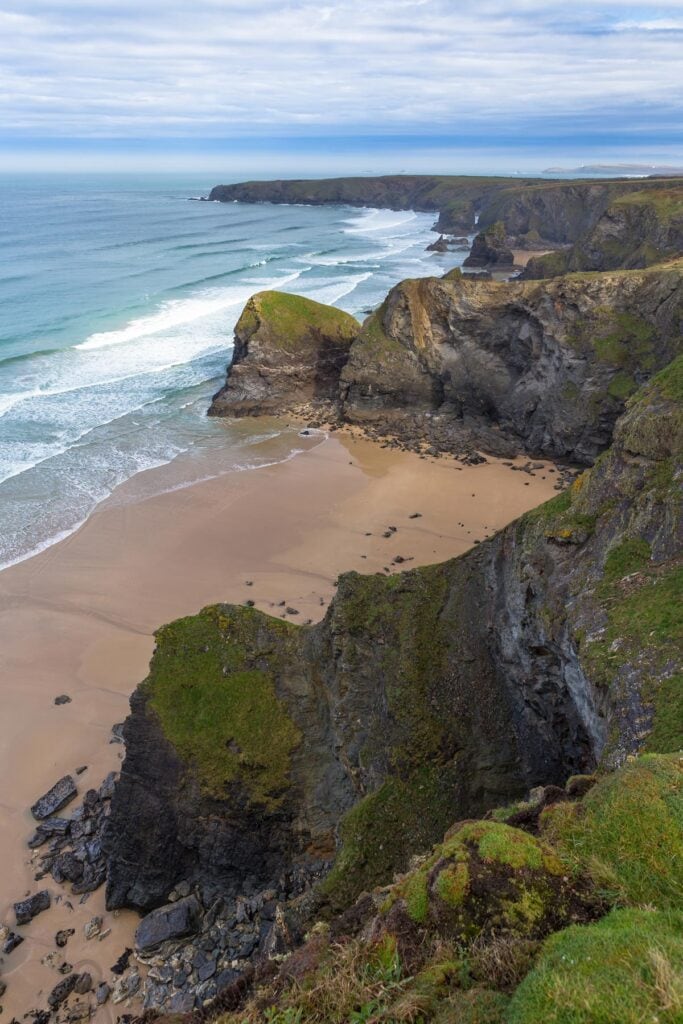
[0, 174, 470, 570]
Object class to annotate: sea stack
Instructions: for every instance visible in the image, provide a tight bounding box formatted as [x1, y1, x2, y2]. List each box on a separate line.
[208, 290, 359, 417]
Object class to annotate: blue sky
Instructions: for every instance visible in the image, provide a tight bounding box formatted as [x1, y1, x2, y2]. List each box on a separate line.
[1, 0, 682, 173]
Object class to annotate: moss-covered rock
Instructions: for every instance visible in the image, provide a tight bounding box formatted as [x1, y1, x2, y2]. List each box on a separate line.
[208, 289, 359, 416]
[507, 907, 683, 1024]
[541, 753, 683, 908]
[379, 821, 596, 950]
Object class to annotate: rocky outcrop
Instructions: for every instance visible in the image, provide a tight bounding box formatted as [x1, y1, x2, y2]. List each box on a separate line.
[340, 265, 683, 463]
[523, 187, 683, 278]
[106, 360, 681, 935]
[463, 222, 514, 268]
[208, 290, 359, 417]
[207, 175, 683, 243]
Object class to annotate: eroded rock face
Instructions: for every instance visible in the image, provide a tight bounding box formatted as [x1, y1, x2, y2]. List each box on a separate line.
[105, 361, 681, 921]
[523, 188, 683, 278]
[208, 290, 359, 417]
[463, 222, 514, 267]
[340, 266, 682, 463]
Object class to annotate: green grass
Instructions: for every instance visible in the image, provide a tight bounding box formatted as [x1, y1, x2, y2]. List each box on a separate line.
[606, 371, 636, 400]
[614, 186, 683, 221]
[146, 606, 301, 807]
[541, 753, 683, 908]
[238, 290, 359, 353]
[592, 312, 656, 369]
[506, 907, 683, 1024]
[602, 537, 652, 583]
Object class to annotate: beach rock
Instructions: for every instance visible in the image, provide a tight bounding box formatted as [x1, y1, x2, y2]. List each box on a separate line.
[48, 973, 79, 1009]
[2, 931, 24, 954]
[95, 981, 111, 1005]
[55, 928, 75, 948]
[54, 694, 72, 705]
[14, 890, 51, 925]
[74, 972, 92, 994]
[463, 221, 515, 268]
[31, 775, 77, 820]
[84, 916, 102, 940]
[110, 948, 132, 975]
[208, 290, 359, 418]
[0, 980, 6, 998]
[135, 895, 202, 950]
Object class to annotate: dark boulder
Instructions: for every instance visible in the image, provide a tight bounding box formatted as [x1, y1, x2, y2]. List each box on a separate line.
[14, 890, 50, 925]
[135, 895, 202, 950]
[31, 775, 77, 820]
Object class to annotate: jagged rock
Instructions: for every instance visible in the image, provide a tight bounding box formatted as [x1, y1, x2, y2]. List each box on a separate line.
[340, 267, 681, 464]
[51, 852, 84, 884]
[208, 291, 359, 417]
[47, 973, 78, 1008]
[31, 775, 77, 820]
[135, 896, 202, 950]
[54, 694, 72, 705]
[2, 931, 23, 954]
[84, 916, 102, 940]
[74, 972, 92, 994]
[55, 928, 75, 947]
[0, 980, 6, 998]
[464, 221, 514, 267]
[14, 890, 50, 925]
[523, 186, 683, 278]
[426, 235, 449, 252]
[110, 947, 132, 975]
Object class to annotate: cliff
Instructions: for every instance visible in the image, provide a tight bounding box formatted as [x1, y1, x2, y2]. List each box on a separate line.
[207, 175, 683, 242]
[105, 359, 681, 929]
[208, 290, 359, 417]
[523, 186, 683, 278]
[340, 264, 683, 463]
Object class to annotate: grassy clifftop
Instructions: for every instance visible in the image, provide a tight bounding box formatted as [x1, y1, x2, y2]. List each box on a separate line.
[215, 754, 683, 1024]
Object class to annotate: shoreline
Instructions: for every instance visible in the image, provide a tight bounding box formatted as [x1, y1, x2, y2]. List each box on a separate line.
[0, 427, 559, 1019]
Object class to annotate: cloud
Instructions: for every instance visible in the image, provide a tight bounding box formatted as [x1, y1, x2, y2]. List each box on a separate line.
[0, 0, 681, 146]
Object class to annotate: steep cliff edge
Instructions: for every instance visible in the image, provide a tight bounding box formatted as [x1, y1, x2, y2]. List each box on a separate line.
[340, 264, 683, 463]
[105, 360, 681, 926]
[523, 187, 683, 278]
[207, 175, 682, 243]
[208, 290, 359, 417]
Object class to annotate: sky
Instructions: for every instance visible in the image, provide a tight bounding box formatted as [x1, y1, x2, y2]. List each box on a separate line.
[0, 0, 682, 174]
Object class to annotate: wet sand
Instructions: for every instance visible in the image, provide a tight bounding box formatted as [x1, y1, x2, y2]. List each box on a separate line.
[0, 429, 559, 1018]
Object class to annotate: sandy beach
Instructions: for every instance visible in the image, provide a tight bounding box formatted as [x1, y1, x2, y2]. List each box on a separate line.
[0, 426, 559, 1018]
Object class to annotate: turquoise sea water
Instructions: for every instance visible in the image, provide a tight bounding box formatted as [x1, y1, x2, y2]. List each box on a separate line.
[0, 174, 469, 569]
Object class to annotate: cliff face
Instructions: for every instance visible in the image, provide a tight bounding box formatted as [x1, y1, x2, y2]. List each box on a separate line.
[340, 265, 683, 463]
[208, 175, 540, 233]
[207, 175, 683, 242]
[208, 290, 359, 417]
[105, 360, 681, 919]
[523, 188, 683, 278]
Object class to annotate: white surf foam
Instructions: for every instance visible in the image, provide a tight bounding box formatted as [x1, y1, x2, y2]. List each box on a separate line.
[343, 208, 419, 234]
[76, 269, 304, 351]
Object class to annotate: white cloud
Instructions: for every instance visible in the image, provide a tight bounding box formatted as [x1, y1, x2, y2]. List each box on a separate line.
[0, 1, 680, 138]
